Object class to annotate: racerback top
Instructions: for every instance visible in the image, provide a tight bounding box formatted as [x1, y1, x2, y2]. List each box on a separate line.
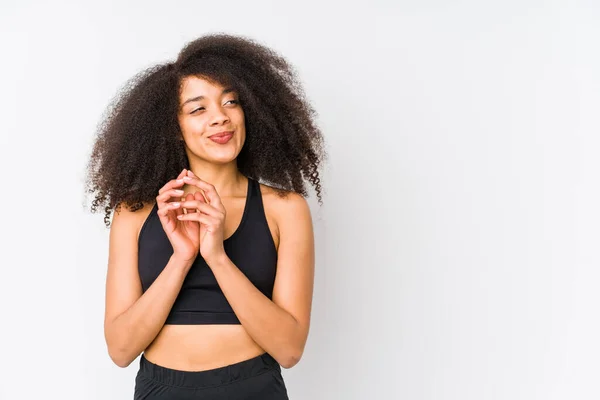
[137, 177, 278, 324]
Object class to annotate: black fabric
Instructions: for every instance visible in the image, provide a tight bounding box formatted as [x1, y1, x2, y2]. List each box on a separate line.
[137, 177, 278, 324]
[134, 352, 289, 399]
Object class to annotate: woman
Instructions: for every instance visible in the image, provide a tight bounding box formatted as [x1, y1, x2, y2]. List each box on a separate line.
[85, 33, 325, 399]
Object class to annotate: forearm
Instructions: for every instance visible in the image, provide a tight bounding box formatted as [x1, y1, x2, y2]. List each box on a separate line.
[106, 255, 192, 367]
[208, 255, 304, 368]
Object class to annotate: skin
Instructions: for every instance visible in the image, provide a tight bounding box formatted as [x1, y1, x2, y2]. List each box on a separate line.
[104, 76, 315, 371]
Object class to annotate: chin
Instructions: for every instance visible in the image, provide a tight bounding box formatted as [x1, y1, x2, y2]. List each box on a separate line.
[210, 156, 238, 165]
[205, 149, 241, 164]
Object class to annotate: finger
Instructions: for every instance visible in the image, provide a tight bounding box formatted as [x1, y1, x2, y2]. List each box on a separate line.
[174, 177, 189, 217]
[157, 201, 181, 217]
[158, 177, 185, 195]
[185, 172, 208, 203]
[158, 169, 187, 194]
[177, 212, 215, 226]
[175, 201, 184, 216]
[182, 193, 195, 215]
[156, 188, 185, 204]
[182, 177, 222, 209]
[194, 191, 208, 205]
[180, 200, 222, 217]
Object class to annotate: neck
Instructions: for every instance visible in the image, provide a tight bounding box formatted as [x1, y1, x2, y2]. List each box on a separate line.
[185, 158, 246, 198]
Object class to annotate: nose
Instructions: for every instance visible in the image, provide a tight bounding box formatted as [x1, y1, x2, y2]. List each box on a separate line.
[209, 107, 230, 126]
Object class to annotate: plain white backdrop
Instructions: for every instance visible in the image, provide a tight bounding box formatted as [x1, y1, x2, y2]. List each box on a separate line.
[0, 0, 598, 399]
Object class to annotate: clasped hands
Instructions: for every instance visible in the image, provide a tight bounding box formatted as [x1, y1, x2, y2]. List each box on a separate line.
[155, 168, 227, 266]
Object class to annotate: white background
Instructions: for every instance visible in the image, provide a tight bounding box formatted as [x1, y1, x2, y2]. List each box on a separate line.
[1, 1, 598, 399]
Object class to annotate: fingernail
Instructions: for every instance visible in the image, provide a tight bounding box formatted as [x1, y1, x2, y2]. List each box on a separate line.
[174, 190, 184, 194]
[183, 176, 192, 181]
[177, 179, 184, 183]
[171, 202, 180, 207]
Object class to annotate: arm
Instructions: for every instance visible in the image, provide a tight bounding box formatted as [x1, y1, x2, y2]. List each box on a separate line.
[103, 204, 193, 368]
[208, 193, 315, 369]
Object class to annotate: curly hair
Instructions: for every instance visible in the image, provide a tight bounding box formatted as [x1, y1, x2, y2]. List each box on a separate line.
[84, 33, 326, 227]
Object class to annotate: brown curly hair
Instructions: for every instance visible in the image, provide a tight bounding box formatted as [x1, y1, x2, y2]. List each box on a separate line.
[84, 33, 326, 227]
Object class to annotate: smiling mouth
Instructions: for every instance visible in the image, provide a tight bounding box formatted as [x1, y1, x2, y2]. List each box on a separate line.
[209, 130, 235, 138]
[209, 132, 234, 144]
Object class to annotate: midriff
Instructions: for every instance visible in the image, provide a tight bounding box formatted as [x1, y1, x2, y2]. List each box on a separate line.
[143, 324, 266, 371]
[136, 181, 279, 372]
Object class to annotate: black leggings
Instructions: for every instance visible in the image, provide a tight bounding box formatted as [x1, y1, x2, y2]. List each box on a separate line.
[134, 352, 289, 399]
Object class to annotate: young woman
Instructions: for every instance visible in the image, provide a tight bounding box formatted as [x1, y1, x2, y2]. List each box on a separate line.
[85, 33, 326, 399]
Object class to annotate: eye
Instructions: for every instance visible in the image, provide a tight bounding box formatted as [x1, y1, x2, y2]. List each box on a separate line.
[190, 107, 204, 114]
[225, 99, 239, 106]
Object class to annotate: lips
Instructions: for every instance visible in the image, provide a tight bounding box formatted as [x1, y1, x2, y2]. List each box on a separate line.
[209, 132, 234, 144]
[209, 131, 234, 138]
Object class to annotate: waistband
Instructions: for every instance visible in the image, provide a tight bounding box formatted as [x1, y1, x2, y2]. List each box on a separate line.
[137, 352, 281, 389]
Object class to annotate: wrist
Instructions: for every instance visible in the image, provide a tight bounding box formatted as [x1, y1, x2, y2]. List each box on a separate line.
[170, 253, 196, 270]
[205, 252, 229, 269]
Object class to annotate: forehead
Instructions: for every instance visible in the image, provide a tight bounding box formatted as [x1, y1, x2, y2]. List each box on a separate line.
[179, 76, 227, 99]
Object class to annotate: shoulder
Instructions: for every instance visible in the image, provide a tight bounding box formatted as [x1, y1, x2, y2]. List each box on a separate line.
[258, 182, 312, 230]
[258, 181, 309, 210]
[111, 201, 156, 241]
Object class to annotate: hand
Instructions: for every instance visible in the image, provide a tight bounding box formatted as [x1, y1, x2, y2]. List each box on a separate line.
[155, 169, 200, 263]
[175, 172, 227, 265]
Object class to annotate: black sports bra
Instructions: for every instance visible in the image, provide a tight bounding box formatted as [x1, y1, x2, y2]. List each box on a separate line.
[137, 177, 278, 324]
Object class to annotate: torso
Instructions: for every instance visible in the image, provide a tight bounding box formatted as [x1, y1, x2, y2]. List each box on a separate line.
[134, 179, 281, 371]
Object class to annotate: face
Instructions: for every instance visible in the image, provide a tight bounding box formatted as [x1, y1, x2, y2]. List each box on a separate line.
[177, 76, 245, 164]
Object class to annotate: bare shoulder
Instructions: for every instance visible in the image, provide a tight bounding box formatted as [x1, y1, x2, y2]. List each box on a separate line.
[258, 183, 312, 227]
[112, 201, 156, 241]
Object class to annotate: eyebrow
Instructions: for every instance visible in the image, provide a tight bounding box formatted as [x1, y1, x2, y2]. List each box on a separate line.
[181, 88, 236, 108]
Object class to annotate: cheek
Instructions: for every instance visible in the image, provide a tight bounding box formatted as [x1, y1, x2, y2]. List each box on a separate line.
[180, 117, 206, 137]
[237, 109, 245, 124]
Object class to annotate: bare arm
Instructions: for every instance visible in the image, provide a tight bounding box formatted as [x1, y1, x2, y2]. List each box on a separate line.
[103, 204, 193, 368]
[208, 193, 315, 369]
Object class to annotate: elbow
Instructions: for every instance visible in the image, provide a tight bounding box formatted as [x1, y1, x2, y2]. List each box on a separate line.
[279, 349, 304, 369]
[108, 346, 137, 368]
[105, 323, 140, 368]
[108, 346, 135, 368]
[106, 335, 138, 368]
[279, 328, 308, 369]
